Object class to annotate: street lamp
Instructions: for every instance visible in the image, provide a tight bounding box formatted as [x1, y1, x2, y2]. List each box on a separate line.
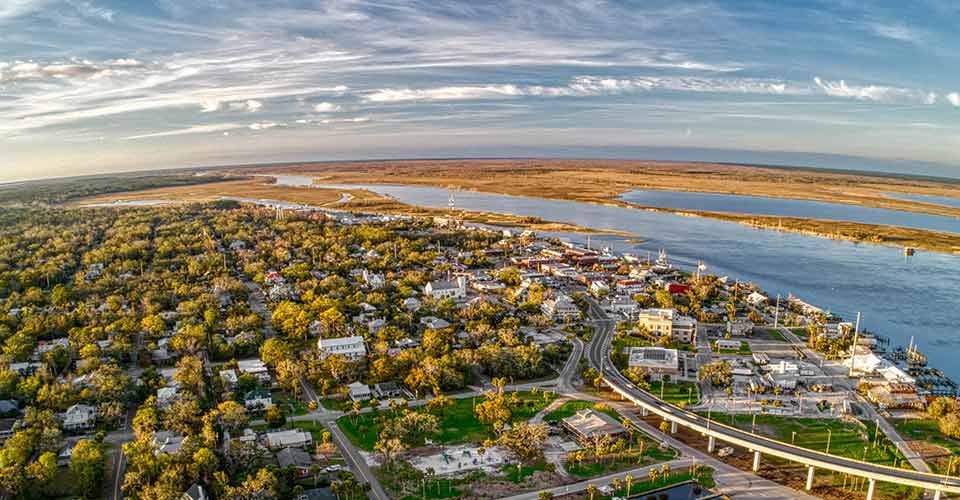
[825, 429, 832, 454]
[791, 431, 797, 445]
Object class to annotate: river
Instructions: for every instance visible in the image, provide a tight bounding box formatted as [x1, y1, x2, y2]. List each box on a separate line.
[620, 189, 960, 234]
[271, 175, 960, 380]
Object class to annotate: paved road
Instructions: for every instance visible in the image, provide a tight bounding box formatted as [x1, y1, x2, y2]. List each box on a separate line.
[326, 420, 389, 500]
[585, 299, 960, 495]
[499, 457, 695, 500]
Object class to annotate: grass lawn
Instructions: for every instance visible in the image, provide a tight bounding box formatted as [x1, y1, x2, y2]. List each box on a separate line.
[321, 398, 349, 411]
[376, 459, 482, 499]
[789, 327, 809, 338]
[338, 391, 557, 451]
[647, 380, 700, 406]
[501, 460, 551, 483]
[272, 389, 309, 416]
[567, 445, 678, 479]
[766, 328, 788, 342]
[892, 418, 960, 474]
[543, 400, 622, 423]
[708, 413, 908, 467]
[603, 467, 715, 499]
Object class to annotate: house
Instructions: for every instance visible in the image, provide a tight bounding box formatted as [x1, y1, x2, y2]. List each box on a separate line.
[62, 404, 96, 431]
[635, 308, 697, 343]
[237, 358, 272, 384]
[8, 362, 42, 376]
[424, 277, 467, 300]
[182, 484, 208, 500]
[420, 316, 451, 330]
[541, 294, 579, 321]
[667, 282, 691, 295]
[374, 381, 403, 399]
[317, 335, 367, 360]
[244, 388, 273, 410]
[403, 298, 421, 311]
[266, 429, 313, 449]
[362, 270, 386, 289]
[561, 409, 628, 440]
[604, 295, 639, 318]
[276, 447, 313, 477]
[152, 431, 185, 455]
[220, 369, 238, 388]
[746, 291, 768, 306]
[156, 386, 179, 406]
[589, 280, 610, 296]
[348, 382, 372, 401]
[367, 318, 387, 334]
[0, 400, 18, 417]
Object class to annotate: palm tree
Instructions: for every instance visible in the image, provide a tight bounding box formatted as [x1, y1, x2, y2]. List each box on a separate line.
[611, 478, 623, 495]
[538, 491, 555, 500]
[648, 467, 658, 484]
[625, 474, 634, 496]
[586, 484, 598, 500]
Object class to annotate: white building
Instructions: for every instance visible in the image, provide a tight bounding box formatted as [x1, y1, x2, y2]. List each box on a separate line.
[237, 358, 272, 384]
[317, 335, 367, 360]
[635, 308, 697, 343]
[627, 347, 696, 381]
[424, 277, 467, 300]
[541, 294, 579, 321]
[746, 291, 768, 306]
[420, 316, 451, 330]
[62, 404, 96, 431]
[266, 429, 313, 449]
[348, 382, 372, 401]
[362, 270, 386, 289]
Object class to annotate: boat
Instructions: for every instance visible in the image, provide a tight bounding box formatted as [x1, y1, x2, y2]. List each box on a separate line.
[904, 247, 916, 256]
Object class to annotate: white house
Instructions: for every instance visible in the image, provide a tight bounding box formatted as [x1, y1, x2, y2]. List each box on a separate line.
[266, 429, 313, 449]
[541, 294, 579, 321]
[62, 404, 96, 431]
[424, 277, 467, 300]
[589, 280, 610, 296]
[244, 388, 273, 410]
[403, 297, 421, 311]
[362, 270, 386, 289]
[420, 316, 451, 330]
[348, 382, 372, 401]
[237, 358, 272, 384]
[635, 308, 697, 343]
[746, 291, 768, 306]
[317, 335, 367, 360]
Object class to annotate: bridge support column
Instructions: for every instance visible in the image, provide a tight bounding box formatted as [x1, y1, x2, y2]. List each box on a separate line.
[752, 451, 761, 472]
[670, 421, 677, 434]
[640, 407, 648, 417]
[707, 435, 715, 453]
[933, 490, 941, 500]
[805, 466, 814, 491]
[865, 479, 875, 500]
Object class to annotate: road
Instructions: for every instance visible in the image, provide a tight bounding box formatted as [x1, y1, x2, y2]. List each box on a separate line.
[584, 298, 960, 496]
[327, 420, 389, 500]
[498, 457, 695, 500]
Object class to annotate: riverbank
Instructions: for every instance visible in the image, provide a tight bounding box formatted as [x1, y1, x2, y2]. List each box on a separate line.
[227, 160, 960, 254]
[71, 177, 632, 237]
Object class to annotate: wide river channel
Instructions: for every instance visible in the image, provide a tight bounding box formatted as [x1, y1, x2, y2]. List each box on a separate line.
[274, 175, 960, 380]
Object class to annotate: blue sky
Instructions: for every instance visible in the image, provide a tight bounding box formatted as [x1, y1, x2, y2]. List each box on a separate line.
[2, 0, 960, 181]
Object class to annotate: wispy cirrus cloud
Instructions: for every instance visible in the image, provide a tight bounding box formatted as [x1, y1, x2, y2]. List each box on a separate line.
[813, 77, 935, 104]
[124, 123, 243, 140]
[947, 93, 960, 107]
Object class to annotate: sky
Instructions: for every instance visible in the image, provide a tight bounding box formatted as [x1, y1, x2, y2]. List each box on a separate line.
[3, 0, 960, 182]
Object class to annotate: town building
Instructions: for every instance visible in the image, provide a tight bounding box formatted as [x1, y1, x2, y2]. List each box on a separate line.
[244, 388, 273, 410]
[348, 382, 372, 401]
[237, 358, 272, 384]
[561, 409, 628, 440]
[424, 277, 467, 300]
[317, 335, 367, 360]
[627, 347, 697, 381]
[635, 308, 697, 343]
[541, 294, 579, 321]
[266, 429, 313, 449]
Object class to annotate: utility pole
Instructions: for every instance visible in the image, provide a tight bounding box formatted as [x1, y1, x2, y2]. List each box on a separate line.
[826, 429, 832, 454]
[774, 294, 780, 329]
[849, 311, 861, 377]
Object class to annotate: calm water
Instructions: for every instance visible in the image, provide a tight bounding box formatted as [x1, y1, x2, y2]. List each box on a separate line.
[300, 179, 960, 380]
[885, 192, 960, 210]
[621, 190, 960, 234]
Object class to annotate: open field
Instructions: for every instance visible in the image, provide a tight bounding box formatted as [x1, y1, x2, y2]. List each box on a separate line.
[218, 159, 960, 253]
[71, 177, 628, 236]
[337, 391, 557, 451]
[892, 418, 960, 475]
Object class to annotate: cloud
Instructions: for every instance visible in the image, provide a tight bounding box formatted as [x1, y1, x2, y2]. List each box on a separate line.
[124, 123, 244, 140]
[0, 58, 145, 83]
[869, 23, 916, 42]
[313, 102, 342, 112]
[0, 0, 52, 20]
[68, 0, 114, 22]
[813, 77, 934, 104]
[947, 93, 960, 107]
[229, 100, 262, 112]
[366, 76, 801, 103]
[249, 121, 279, 130]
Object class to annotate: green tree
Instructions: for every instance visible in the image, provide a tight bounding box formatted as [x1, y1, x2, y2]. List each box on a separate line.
[69, 439, 105, 499]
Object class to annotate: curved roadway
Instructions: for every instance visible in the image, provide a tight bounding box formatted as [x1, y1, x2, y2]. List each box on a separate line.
[583, 300, 960, 496]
